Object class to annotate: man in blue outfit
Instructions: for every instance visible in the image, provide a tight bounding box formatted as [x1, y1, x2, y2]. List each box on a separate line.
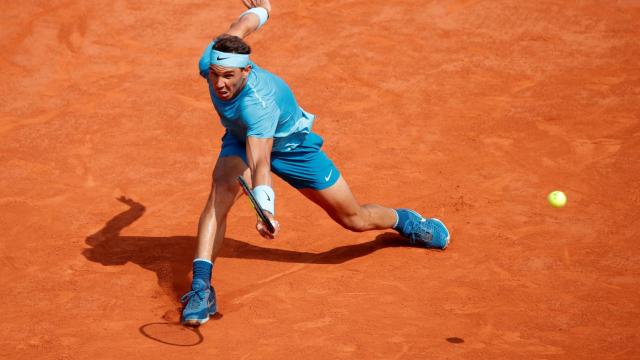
[181, 0, 450, 326]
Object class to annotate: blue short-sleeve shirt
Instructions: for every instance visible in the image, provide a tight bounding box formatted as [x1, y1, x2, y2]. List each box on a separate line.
[199, 41, 315, 151]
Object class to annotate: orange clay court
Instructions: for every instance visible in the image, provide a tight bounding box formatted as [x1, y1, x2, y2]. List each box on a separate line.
[1, 1, 639, 358]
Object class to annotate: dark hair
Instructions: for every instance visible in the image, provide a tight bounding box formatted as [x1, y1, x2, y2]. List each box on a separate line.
[213, 34, 251, 54]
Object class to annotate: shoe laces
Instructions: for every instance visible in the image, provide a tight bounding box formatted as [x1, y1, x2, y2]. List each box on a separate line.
[181, 289, 207, 309]
[181, 280, 209, 310]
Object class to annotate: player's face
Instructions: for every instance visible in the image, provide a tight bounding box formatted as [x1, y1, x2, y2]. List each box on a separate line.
[209, 65, 251, 100]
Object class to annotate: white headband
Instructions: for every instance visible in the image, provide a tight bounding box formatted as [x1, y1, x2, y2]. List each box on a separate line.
[210, 49, 250, 68]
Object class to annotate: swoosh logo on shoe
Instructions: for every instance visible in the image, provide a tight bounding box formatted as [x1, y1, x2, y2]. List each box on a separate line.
[324, 169, 333, 182]
[216, 56, 229, 61]
[264, 191, 271, 201]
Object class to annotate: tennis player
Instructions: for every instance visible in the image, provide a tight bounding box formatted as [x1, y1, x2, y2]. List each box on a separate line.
[181, 0, 450, 326]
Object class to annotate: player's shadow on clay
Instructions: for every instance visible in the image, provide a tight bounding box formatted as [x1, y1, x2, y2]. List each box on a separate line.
[82, 196, 406, 299]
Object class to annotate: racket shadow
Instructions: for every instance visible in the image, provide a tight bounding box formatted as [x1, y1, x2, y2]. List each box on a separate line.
[83, 196, 407, 300]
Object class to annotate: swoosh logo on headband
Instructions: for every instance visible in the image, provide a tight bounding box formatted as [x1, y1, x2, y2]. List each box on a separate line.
[216, 56, 229, 60]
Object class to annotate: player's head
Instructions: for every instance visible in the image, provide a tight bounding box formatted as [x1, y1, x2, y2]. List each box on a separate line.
[209, 34, 252, 100]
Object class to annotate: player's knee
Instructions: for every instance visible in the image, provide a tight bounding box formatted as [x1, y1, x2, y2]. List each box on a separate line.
[206, 179, 238, 212]
[337, 214, 368, 233]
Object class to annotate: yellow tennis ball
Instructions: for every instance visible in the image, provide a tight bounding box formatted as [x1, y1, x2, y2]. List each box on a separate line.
[548, 190, 567, 208]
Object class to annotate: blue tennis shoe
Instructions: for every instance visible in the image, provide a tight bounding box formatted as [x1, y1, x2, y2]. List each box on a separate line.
[395, 209, 450, 249]
[181, 279, 217, 326]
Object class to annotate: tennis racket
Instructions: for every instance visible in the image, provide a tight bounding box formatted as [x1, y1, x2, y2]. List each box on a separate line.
[237, 175, 276, 233]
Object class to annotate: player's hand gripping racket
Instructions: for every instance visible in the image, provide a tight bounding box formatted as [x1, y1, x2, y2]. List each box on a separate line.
[237, 175, 276, 234]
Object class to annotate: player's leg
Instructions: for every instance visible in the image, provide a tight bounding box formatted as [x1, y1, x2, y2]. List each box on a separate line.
[182, 132, 251, 326]
[271, 132, 449, 249]
[195, 155, 250, 261]
[182, 155, 250, 326]
[298, 175, 396, 231]
[299, 176, 450, 249]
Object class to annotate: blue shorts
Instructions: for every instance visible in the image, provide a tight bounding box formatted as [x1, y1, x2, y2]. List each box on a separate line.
[219, 131, 341, 190]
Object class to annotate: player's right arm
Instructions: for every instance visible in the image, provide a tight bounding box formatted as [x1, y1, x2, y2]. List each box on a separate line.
[225, 0, 272, 39]
[246, 136, 280, 239]
[240, 86, 281, 239]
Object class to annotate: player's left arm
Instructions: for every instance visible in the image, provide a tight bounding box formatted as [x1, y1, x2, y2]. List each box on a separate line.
[225, 0, 272, 39]
[198, 1, 270, 79]
[246, 136, 280, 239]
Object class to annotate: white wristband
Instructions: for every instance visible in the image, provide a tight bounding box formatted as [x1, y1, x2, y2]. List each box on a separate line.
[253, 185, 275, 215]
[241, 7, 269, 30]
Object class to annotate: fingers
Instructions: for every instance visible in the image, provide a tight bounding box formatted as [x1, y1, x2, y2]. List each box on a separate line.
[256, 219, 280, 240]
[271, 220, 280, 236]
[240, 0, 271, 13]
[241, 0, 259, 9]
[256, 222, 273, 239]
